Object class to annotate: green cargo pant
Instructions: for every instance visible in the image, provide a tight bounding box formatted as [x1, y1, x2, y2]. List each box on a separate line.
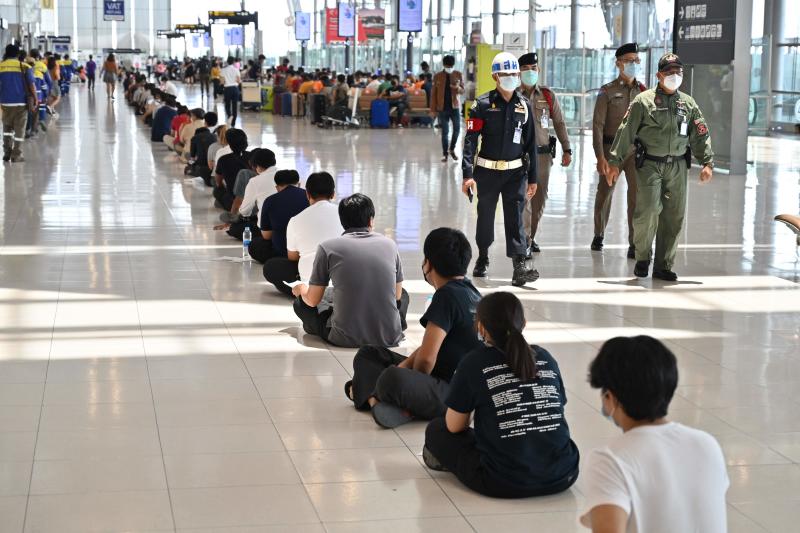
[2, 105, 28, 160]
[633, 159, 687, 271]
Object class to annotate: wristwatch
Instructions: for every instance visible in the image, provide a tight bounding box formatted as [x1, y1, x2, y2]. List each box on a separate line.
[564, 149, 573, 155]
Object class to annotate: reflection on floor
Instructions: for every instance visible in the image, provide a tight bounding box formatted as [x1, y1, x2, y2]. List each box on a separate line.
[0, 85, 798, 533]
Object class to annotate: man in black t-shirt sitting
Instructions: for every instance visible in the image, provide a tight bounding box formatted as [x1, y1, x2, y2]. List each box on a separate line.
[346, 228, 482, 429]
[212, 128, 248, 212]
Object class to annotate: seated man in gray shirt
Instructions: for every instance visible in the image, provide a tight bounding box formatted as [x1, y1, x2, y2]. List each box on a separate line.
[292, 193, 409, 348]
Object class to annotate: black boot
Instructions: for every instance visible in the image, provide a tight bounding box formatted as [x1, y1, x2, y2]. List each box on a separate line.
[627, 245, 636, 259]
[591, 236, 604, 251]
[653, 269, 678, 281]
[634, 260, 650, 278]
[473, 253, 489, 278]
[512, 256, 539, 287]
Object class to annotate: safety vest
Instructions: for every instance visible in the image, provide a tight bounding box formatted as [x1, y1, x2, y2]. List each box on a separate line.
[0, 59, 34, 105]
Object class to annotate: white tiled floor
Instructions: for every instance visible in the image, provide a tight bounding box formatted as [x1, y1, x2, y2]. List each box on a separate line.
[0, 83, 798, 532]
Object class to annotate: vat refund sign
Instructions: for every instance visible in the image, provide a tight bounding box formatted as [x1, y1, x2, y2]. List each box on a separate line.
[103, 0, 124, 22]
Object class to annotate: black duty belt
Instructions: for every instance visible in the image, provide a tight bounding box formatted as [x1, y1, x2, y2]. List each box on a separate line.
[603, 135, 615, 145]
[536, 145, 551, 154]
[644, 154, 685, 164]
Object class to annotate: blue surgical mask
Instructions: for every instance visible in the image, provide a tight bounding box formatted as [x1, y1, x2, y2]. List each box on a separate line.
[601, 393, 619, 427]
[521, 70, 538, 87]
[498, 75, 520, 92]
[622, 62, 637, 78]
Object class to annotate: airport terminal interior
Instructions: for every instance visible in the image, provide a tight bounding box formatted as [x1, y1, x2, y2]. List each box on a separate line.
[0, 0, 799, 532]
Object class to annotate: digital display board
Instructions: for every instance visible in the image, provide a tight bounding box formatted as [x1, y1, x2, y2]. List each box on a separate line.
[295, 11, 311, 41]
[338, 2, 355, 38]
[398, 0, 422, 33]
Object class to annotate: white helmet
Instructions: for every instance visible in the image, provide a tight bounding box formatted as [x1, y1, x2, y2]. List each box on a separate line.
[491, 52, 520, 74]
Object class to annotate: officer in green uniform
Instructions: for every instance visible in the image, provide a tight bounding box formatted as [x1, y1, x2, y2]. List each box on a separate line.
[607, 53, 714, 281]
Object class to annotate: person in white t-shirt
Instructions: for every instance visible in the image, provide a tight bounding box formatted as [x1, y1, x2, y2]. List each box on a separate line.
[580, 335, 729, 533]
[220, 56, 241, 126]
[160, 75, 178, 96]
[263, 172, 343, 296]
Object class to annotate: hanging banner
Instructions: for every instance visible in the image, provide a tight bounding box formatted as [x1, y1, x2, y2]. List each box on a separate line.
[103, 1, 125, 22]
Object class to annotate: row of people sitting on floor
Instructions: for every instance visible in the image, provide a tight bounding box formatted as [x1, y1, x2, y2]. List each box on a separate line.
[125, 97, 729, 533]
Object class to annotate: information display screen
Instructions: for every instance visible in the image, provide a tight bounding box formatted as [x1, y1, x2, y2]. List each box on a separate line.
[398, 0, 422, 32]
[295, 12, 311, 41]
[338, 2, 355, 38]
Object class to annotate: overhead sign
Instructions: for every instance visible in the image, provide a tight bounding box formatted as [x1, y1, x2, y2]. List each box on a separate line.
[102, 48, 143, 54]
[157, 30, 183, 39]
[224, 27, 243, 46]
[673, 0, 736, 65]
[502, 33, 526, 54]
[208, 10, 258, 28]
[338, 3, 355, 38]
[295, 11, 311, 41]
[48, 35, 71, 54]
[359, 8, 385, 39]
[398, 0, 422, 33]
[103, 0, 124, 22]
[175, 23, 209, 34]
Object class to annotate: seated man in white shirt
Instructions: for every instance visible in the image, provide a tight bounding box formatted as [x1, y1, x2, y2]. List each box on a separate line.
[580, 335, 729, 533]
[160, 75, 178, 96]
[263, 172, 343, 297]
[215, 148, 277, 238]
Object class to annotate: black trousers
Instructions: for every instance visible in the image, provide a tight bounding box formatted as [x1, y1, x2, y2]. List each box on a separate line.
[474, 166, 528, 257]
[263, 257, 300, 297]
[293, 290, 410, 347]
[438, 108, 461, 154]
[227, 215, 258, 241]
[248, 234, 282, 264]
[199, 75, 210, 95]
[87, 74, 95, 90]
[425, 417, 579, 499]
[351, 346, 450, 419]
[212, 186, 234, 212]
[223, 86, 240, 125]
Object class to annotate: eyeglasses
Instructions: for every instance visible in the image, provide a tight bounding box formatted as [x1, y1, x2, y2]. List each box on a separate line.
[621, 59, 641, 65]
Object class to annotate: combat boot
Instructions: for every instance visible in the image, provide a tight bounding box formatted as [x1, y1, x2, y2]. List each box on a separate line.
[634, 260, 650, 278]
[591, 236, 604, 251]
[472, 253, 489, 278]
[511, 256, 539, 287]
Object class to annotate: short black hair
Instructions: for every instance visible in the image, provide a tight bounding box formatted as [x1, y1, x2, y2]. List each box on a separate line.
[191, 107, 205, 120]
[225, 128, 248, 154]
[204, 111, 218, 126]
[274, 169, 300, 186]
[423, 228, 472, 277]
[305, 172, 335, 200]
[338, 193, 375, 230]
[177, 105, 189, 115]
[250, 148, 276, 170]
[337, 74, 345, 83]
[442, 55, 455, 67]
[588, 336, 678, 421]
[227, 56, 234, 65]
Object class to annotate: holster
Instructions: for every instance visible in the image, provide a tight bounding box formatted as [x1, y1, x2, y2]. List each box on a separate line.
[634, 139, 646, 169]
[684, 147, 692, 169]
[549, 136, 557, 159]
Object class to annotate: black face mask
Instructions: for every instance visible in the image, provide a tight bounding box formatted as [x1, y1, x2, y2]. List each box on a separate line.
[421, 260, 432, 286]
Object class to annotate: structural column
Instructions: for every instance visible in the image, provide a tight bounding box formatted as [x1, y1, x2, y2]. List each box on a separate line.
[527, 0, 536, 51]
[769, 0, 786, 92]
[570, 0, 580, 48]
[621, 0, 634, 44]
[730, 0, 753, 174]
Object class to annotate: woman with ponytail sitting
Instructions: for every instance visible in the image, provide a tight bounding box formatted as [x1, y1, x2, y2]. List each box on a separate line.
[423, 292, 579, 498]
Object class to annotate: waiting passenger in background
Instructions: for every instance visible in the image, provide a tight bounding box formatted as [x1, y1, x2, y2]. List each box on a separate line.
[382, 77, 408, 128]
[292, 193, 409, 348]
[160, 75, 178, 97]
[176, 107, 205, 162]
[430, 55, 464, 162]
[365, 75, 381, 93]
[206, 125, 228, 175]
[263, 171, 342, 296]
[248, 169, 309, 263]
[187, 111, 218, 184]
[163, 105, 190, 151]
[580, 336, 728, 533]
[348, 228, 481, 429]
[330, 74, 349, 108]
[218, 148, 264, 230]
[213, 128, 249, 212]
[234, 148, 278, 233]
[423, 292, 580, 499]
[151, 94, 177, 143]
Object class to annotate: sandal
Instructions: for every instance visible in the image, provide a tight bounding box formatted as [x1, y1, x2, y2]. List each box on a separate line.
[344, 380, 354, 402]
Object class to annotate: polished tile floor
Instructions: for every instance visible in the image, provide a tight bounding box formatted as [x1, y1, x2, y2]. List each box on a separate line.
[0, 83, 799, 532]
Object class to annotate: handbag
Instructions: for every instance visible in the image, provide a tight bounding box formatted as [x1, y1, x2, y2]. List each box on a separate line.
[20, 61, 37, 113]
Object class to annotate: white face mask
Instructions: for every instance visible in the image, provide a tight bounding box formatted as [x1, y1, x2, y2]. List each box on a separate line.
[622, 62, 637, 79]
[444, 67, 453, 74]
[498, 74, 520, 92]
[662, 73, 683, 91]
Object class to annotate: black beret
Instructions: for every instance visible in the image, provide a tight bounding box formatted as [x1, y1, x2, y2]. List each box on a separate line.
[658, 53, 683, 72]
[615, 42, 639, 57]
[518, 52, 538, 67]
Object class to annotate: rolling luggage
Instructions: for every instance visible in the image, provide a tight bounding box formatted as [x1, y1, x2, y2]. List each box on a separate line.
[309, 94, 327, 124]
[290, 93, 302, 117]
[281, 92, 293, 117]
[370, 99, 390, 128]
[272, 87, 284, 115]
[261, 86, 273, 112]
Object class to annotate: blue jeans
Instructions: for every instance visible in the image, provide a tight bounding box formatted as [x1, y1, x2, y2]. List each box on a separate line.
[439, 108, 461, 155]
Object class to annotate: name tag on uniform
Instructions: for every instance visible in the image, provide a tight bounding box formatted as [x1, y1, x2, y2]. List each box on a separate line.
[540, 109, 549, 129]
[513, 123, 522, 144]
[679, 120, 688, 137]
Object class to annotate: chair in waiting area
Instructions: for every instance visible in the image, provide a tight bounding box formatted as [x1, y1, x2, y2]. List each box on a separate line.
[774, 214, 800, 248]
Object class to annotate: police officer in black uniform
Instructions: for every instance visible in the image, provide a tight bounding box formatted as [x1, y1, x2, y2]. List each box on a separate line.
[462, 52, 540, 286]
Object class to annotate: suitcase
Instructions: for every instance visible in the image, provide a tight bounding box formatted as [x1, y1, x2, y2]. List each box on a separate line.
[370, 99, 390, 128]
[290, 93, 303, 117]
[281, 92, 293, 117]
[261, 86, 273, 112]
[272, 88, 284, 115]
[309, 94, 327, 124]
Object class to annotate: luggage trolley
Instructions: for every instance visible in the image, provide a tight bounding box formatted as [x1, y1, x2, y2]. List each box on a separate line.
[320, 87, 361, 129]
[241, 80, 263, 111]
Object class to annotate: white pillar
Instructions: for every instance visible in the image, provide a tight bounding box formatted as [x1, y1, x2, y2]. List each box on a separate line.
[131, 0, 136, 50]
[527, 0, 536, 51]
[730, 0, 753, 174]
[570, 0, 579, 48]
[621, 0, 634, 44]
[769, 0, 786, 92]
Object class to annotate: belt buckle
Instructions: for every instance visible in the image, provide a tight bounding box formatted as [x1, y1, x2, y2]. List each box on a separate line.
[495, 160, 508, 171]
[665, 156, 674, 164]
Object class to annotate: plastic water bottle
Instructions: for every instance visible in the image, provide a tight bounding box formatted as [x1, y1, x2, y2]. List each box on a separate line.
[242, 226, 252, 261]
